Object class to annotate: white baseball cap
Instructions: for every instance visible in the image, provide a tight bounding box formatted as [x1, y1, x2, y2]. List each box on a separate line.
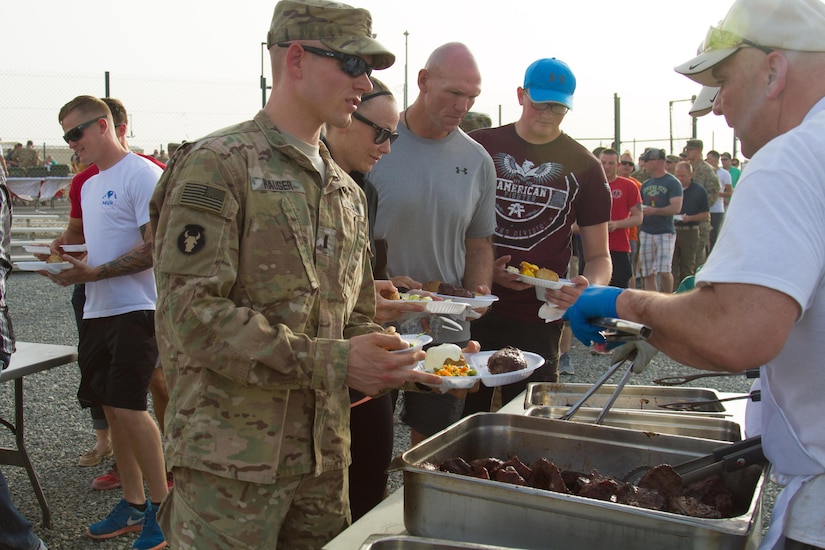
[675, 0, 825, 86]
[689, 86, 719, 117]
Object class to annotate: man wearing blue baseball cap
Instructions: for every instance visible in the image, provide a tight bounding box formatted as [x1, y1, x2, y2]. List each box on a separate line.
[564, 0, 825, 547]
[462, 57, 611, 412]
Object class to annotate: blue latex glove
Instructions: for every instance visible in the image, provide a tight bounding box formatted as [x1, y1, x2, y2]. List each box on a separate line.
[562, 285, 623, 347]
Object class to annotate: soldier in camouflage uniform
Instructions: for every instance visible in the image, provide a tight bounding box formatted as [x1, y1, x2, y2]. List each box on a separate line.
[459, 111, 493, 133]
[684, 139, 721, 267]
[11, 141, 40, 170]
[149, 1, 442, 548]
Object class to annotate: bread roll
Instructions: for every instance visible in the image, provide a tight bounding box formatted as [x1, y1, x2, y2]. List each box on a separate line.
[535, 268, 559, 281]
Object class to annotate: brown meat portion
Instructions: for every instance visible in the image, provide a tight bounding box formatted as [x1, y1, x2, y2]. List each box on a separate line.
[530, 458, 570, 494]
[439, 457, 473, 475]
[685, 475, 735, 517]
[561, 470, 591, 494]
[501, 456, 533, 480]
[637, 464, 684, 501]
[494, 465, 527, 486]
[470, 457, 505, 478]
[422, 280, 474, 298]
[668, 495, 723, 519]
[578, 477, 621, 502]
[487, 346, 528, 374]
[468, 465, 491, 480]
[616, 484, 667, 511]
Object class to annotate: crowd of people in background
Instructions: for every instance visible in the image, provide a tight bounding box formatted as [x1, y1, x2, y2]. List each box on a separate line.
[2, 0, 823, 549]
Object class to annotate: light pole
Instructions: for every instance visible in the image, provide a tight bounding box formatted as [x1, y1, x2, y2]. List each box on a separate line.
[403, 31, 409, 109]
[260, 42, 270, 108]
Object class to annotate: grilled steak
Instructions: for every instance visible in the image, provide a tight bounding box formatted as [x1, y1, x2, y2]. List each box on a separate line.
[487, 346, 528, 374]
[637, 464, 684, 500]
[530, 458, 570, 493]
[430, 455, 739, 519]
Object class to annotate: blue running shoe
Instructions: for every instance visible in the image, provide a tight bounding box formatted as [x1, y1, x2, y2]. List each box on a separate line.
[133, 502, 167, 550]
[86, 498, 145, 539]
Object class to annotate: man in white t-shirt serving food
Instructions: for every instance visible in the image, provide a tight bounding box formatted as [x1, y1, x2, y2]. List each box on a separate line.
[562, 0, 825, 548]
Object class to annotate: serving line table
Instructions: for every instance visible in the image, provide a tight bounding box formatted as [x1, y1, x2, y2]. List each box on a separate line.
[0, 341, 78, 527]
[323, 388, 751, 549]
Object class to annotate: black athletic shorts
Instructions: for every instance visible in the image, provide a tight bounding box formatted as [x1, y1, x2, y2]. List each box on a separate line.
[77, 310, 158, 411]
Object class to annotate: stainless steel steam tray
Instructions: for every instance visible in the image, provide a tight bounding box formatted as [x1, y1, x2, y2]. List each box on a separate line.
[525, 382, 730, 416]
[524, 405, 742, 441]
[397, 413, 764, 550]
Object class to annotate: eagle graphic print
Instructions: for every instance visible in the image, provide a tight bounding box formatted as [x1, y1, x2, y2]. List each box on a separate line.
[493, 152, 578, 251]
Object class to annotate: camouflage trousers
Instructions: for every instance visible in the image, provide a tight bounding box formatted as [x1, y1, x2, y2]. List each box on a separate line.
[157, 466, 349, 549]
[694, 219, 711, 268]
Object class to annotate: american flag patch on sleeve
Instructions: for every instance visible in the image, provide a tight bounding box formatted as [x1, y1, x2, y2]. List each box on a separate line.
[179, 183, 227, 214]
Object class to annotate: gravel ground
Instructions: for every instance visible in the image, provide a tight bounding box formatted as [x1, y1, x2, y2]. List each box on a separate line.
[1, 206, 776, 548]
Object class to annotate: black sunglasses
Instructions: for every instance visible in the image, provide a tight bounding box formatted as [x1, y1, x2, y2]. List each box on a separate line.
[620, 160, 635, 167]
[278, 43, 372, 78]
[530, 101, 569, 115]
[352, 112, 398, 145]
[63, 116, 105, 144]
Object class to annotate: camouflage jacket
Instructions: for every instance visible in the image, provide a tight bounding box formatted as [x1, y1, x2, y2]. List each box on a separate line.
[691, 160, 721, 207]
[150, 110, 380, 483]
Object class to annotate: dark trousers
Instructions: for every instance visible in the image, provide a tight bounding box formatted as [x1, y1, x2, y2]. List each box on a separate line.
[709, 212, 725, 253]
[348, 391, 393, 522]
[0, 469, 40, 550]
[72, 285, 107, 429]
[786, 539, 825, 550]
[609, 250, 632, 289]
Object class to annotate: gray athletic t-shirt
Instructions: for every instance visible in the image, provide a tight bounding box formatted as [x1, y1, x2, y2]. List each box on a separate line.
[640, 173, 683, 235]
[367, 124, 496, 342]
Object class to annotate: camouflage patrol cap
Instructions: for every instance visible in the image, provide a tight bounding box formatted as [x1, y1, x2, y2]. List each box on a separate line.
[459, 111, 493, 133]
[267, 0, 395, 70]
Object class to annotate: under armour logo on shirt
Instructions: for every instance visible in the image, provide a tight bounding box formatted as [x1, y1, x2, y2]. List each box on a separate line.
[456, 167, 468, 174]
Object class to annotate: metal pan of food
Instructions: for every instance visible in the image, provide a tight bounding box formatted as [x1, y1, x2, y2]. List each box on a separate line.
[359, 534, 518, 549]
[396, 413, 765, 550]
[525, 383, 732, 416]
[525, 406, 743, 442]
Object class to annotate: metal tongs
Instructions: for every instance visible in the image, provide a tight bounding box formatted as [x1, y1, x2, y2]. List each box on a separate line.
[558, 350, 638, 424]
[592, 317, 652, 342]
[624, 435, 765, 485]
[653, 369, 759, 386]
[658, 389, 762, 411]
[559, 317, 652, 424]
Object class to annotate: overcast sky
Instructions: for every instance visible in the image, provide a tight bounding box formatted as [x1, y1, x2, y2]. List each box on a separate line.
[2, 0, 742, 157]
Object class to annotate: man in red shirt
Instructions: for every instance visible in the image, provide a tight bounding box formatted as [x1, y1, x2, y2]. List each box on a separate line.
[601, 148, 642, 289]
[590, 148, 642, 355]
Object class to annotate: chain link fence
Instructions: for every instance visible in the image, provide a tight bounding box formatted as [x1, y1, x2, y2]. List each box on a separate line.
[2, 70, 705, 168]
[1, 71, 261, 165]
